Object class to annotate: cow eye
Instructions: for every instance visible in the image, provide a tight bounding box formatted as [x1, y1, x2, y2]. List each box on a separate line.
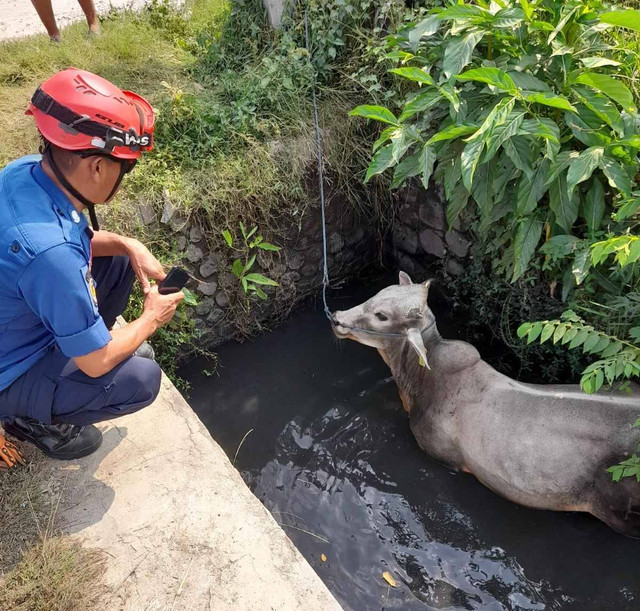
[375, 312, 388, 322]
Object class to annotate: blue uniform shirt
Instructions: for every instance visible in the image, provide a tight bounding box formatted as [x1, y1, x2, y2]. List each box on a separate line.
[0, 156, 111, 391]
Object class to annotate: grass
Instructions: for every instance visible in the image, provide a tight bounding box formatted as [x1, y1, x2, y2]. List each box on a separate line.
[0, 438, 107, 610]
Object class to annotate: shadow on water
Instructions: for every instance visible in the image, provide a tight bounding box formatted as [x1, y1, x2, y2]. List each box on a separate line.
[182, 276, 640, 611]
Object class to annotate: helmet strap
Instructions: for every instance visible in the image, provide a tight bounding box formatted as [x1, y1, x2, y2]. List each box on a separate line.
[44, 145, 127, 232]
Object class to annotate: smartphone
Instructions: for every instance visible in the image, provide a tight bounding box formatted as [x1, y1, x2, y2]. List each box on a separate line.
[158, 267, 190, 295]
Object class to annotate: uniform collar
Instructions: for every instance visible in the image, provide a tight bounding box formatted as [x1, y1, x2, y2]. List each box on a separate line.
[32, 158, 89, 232]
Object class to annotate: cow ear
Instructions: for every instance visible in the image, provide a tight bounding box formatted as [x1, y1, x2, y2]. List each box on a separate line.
[399, 271, 413, 286]
[423, 278, 432, 301]
[406, 328, 431, 369]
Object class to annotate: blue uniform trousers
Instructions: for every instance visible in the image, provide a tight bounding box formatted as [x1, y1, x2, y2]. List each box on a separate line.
[0, 256, 161, 426]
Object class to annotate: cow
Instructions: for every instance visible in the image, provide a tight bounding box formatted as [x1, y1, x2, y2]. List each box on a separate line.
[332, 272, 640, 537]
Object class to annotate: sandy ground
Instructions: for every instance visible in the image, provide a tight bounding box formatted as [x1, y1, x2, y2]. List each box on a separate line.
[0, 0, 147, 40]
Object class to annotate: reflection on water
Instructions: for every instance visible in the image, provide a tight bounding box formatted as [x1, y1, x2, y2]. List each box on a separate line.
[183, 282, 640, 611]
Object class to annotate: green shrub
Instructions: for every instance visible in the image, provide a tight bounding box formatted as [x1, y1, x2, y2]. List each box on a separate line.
[351, 0, 639, 394]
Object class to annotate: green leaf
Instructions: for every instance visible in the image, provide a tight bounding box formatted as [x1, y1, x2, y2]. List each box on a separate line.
[527, 322, 543, 343]
[419, 145, 437, 190]
[566, 147, 603, 195]
[572, 86, 622, 132]
[565, 111, 611, 147]
[426, 124, 478, 145]
[600, 10, 640, 32]
[438, 5, 488, 20]
[505, 136, 535, 178]
[562, 327, 578, 345]
[244, 254, 256, 273]
[408, 15, 440, 46]
[552, 323, 568, 344]
[517, 322, 532, 339]
[461, 138, 485, 191]
[244, 273, 279, 286]
[456, 67, 516, 93]
[446, 183, 470, 228]
[573, 73, 636, 112]
[584, 332, 601, 353]
[222, 229, 233, 248]
[442, 31, 484, 79]
[519, 0, 533, 20]
[389, 67, 435, 86]
[399, 91, 443, 122]
[438, 82, 460, 113]
[365, 144, 395, 183]
[484, 111, 526, 162]
[569, 328, 590, 349]
[391, 151, 421, 189]
[525, 92, 577, 113]
[540, 234, 580, 257]
[549, 173, 579, 233]
[583, 177, 605, 235]
[492, 6, 525, 28]
[572, 249, 591, 284]
[182, 287, 198, 306]
[540, 322, 555, 343]
[232, 258, 244, 279]
[257, 242, 281, 252]
[255, 288, 268, 300]
[578, 57, 621, 69]
[516, 159, 551, 215]
[599, 156, 632, 195]
[350, 105, 399, 126]
[372, 126, 396, 152]
[512, 218, 543, 281]
[507, 71, 550, 92]
[390, 127, 413, 163]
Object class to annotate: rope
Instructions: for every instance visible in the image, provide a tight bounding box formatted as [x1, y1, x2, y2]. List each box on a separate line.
[304, 6, 332, 323]
[303, 4, 433, 340]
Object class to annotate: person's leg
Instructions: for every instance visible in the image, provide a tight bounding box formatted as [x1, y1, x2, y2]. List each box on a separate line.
[76, 0, 100, 34]
[29, 0, 61, 41]
[92, 256, 136, 330]
[0, 348, 162, 458]
[50, 356, 162, 426]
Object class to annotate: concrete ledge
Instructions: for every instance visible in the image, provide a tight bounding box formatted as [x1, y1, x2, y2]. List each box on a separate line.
[53, 374, 341, 610]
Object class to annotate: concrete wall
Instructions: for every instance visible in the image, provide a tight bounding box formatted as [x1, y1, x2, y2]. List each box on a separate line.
[387, 182, 472, 281]
[135, 186, 376, 346]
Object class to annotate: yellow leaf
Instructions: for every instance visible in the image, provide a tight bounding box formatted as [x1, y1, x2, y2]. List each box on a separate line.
[321, 554, 327, 562]
[382, 571, 397, 587]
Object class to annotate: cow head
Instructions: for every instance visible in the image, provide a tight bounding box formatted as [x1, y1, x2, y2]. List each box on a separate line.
[332, 272, 434, 367]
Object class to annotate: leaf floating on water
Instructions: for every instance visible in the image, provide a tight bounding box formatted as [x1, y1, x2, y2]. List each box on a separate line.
[321, 554, 327, 562]
[382, 571, 397, 587]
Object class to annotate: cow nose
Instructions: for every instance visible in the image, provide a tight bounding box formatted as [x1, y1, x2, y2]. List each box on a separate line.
[331, 311, 341, 326]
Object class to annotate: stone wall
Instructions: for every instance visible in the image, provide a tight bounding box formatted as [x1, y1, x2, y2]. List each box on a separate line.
[387, 182, 472, 281]
[137, 188, 376, 347]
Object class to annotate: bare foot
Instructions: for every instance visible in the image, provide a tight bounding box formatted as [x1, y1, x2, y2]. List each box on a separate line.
[50, 32, 61, 42]
[88, 22, 101, 36]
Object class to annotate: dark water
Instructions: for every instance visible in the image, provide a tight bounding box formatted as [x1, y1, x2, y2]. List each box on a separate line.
[183, 280, 640, 611]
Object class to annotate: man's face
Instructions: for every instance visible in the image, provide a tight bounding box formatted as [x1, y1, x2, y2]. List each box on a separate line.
[76, 155, 130, 203]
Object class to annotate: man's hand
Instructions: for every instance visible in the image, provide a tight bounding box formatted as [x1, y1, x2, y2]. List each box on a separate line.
[126, 239, 166, 294]
[142, 285, 185, 330]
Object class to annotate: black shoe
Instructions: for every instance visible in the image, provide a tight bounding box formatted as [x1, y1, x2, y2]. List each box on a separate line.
[2, 418, 102, 460]
[134, 341, 155, 360]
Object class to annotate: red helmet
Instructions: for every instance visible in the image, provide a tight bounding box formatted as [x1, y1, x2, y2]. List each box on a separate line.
[26, 68, 154, 160]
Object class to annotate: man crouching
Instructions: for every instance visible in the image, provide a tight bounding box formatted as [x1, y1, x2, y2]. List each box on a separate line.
[0, 69, 183, 464]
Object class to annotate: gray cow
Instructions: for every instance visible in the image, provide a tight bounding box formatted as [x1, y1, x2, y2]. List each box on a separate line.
[333, 272, 640, 537]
